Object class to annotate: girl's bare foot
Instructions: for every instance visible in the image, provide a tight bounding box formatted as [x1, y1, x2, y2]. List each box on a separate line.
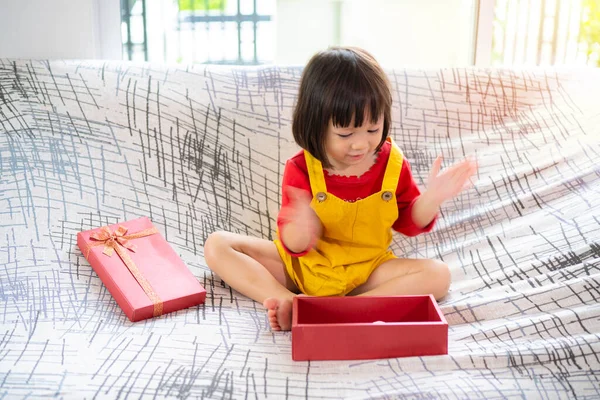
[263, 297, 294, 331]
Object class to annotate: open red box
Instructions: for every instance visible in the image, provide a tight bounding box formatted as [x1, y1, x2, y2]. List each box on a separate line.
[292, 295, 448, 361]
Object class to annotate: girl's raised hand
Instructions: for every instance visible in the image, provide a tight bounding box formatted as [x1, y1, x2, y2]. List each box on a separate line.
[425, 156, 478, 205]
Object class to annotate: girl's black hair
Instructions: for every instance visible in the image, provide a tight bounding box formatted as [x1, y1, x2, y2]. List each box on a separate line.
[292, 47, 392, 167]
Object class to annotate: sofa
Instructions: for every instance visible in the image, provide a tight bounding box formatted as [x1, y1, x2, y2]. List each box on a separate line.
[0, 59, 599, 399]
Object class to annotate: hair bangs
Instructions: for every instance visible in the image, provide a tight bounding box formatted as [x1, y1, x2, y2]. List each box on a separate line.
[329, 68, 388, 129]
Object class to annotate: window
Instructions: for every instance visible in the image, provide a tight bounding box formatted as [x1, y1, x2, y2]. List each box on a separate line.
[477, 0, 600, 66]
[121, 0, 275, 65]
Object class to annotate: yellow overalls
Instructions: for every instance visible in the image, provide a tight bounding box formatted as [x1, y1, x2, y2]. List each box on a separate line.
[275, 137, 403, 296]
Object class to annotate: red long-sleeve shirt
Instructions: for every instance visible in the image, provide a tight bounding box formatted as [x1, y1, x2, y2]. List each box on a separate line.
[277, 141, 437, 255]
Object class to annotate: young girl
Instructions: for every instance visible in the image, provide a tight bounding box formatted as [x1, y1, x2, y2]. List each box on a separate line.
[204, 47, 477, 331]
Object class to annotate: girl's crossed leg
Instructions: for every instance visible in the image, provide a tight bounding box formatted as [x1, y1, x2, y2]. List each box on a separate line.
[203, 231, 299, 331]
[349, 257, 451, 299]
[204, 232, 451, 331]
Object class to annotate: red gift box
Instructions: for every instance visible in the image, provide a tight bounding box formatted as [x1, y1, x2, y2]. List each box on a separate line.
[292, 295, 448, 361]
[77, 216, 206, 322]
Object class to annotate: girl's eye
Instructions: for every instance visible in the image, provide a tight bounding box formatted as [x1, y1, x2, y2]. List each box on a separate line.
[368, 129, 379, 133]
[337, 133, 353, 138]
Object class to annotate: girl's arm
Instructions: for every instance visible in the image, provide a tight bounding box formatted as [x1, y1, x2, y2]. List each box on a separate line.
[277, 159, 322, 256]
[279, 187, 322, 254]
[411, 191, 443, 228]
[393, 159, 437, 236]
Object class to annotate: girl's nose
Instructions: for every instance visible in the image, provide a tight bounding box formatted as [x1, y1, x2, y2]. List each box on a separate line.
[351, 141, 367, 151]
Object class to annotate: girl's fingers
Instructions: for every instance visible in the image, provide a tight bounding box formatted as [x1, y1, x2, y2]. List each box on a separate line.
[435, 158, 478, 196]
[429, 156, 443, 182]
[453, 165, 478, 193]
[461, 177, 476, 191]
[442, 162, 472, 186]
[438, 159, 471, 180]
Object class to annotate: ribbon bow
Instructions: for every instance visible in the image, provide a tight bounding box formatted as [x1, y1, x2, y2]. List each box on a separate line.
[90, 226, 138, 256]
[86, 224, 163, 317]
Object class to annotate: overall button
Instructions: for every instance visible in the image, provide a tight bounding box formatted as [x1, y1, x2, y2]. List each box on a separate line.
[381, 191, 393, 201]
[316, 192, 327, 202]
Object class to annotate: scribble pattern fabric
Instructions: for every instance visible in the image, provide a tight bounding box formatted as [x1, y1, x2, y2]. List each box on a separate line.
[1, 60, 599, 399]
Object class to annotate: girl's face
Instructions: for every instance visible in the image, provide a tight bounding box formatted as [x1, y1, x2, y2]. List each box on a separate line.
[324, 113, 384, 173]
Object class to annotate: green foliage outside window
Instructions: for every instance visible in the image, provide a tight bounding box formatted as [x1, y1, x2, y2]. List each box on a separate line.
[178, 0, 226, 12]
[580, 0, 600, 66]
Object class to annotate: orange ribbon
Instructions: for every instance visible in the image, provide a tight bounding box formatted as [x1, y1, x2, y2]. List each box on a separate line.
[85, 225, 163, 317]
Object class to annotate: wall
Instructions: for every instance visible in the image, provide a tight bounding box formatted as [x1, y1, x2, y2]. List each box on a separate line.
[0, 0, 478, 65]
[274, 0, 478, 67]
[274, 0, 341, 65]
[0, 0, 121, 59]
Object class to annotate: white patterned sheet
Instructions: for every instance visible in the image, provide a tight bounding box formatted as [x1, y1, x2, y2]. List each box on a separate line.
[0, 60, 599, 399]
